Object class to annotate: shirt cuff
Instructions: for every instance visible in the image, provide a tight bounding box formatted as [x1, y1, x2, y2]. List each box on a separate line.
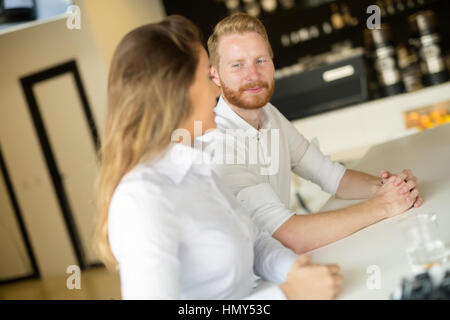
[295, 143, 347, 195]
[275, 250, 298, 283]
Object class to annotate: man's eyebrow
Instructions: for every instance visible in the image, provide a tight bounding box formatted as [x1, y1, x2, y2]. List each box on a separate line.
[228, 55, 270, 61]
[228, 58, 246, 63]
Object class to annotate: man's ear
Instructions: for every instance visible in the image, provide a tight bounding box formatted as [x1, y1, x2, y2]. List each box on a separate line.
[210, 66, 221, 87]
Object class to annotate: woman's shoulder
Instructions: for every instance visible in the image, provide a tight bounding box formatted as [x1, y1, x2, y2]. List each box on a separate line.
[110, 164, 177, 215]
[120, 163, 170, 192]
[107, 164, 181, 262]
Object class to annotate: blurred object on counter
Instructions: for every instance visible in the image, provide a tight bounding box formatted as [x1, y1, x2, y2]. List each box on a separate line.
[397, 44, 423, 92]
[392, 265, 450, 300]
[398, 212, 448, 274]
[408, 10, 449, 87]
[404, 100, 450, 131]
[364, 24, 405, 97]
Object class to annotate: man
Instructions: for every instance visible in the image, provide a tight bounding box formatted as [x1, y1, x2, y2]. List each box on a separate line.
[203, 13, 423, 254]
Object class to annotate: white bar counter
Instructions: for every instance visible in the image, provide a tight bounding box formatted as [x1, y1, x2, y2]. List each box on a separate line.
[307, 122, 450, 299]
[291, 82, 450, 162]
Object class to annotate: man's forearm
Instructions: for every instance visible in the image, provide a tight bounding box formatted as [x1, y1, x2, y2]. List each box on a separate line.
[335, 169, 381, 200]
[273, 197, 387, 254]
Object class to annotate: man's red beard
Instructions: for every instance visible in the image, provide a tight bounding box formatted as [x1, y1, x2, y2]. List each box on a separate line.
[221, 79, 275, 110]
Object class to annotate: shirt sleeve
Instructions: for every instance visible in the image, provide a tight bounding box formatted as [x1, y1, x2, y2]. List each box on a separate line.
[235, 205, 298, 285]
[291, 142, 347, 195]
[272, 106, 347, 195]
[237, 207, 297, 300]
[252, 228, 298, 284]
[241, 215, 297, 300]
[108, 182, 181, 300]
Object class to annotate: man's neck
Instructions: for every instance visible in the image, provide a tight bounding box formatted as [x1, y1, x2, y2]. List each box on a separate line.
[223, 96, 262, 130]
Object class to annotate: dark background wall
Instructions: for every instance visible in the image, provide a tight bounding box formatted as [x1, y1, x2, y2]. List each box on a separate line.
[163, 0, 449, 69]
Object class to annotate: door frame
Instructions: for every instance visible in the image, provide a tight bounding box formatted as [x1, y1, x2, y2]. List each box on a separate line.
[19, 60, 101, 270]
[0, 146, 40, 284]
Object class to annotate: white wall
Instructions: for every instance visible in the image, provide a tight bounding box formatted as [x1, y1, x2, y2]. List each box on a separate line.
[75, 0, 166, 72]
[0, 15, 106, 279]
[0, 0, 166, 280]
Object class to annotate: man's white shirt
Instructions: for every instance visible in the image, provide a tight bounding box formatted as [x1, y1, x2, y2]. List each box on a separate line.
[201, 96, 347, 235]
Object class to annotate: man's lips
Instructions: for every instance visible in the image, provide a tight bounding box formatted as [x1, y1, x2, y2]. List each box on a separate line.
[244, 87, 264, 93]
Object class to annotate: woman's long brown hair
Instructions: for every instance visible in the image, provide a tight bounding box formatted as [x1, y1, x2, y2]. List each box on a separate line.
[95, 15, 202, 270]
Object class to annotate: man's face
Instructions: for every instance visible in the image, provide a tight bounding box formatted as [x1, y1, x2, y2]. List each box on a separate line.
[212, 32, 275, 109]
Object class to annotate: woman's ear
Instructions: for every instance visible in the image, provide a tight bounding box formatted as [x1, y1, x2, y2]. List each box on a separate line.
[210, 66, 221, 87]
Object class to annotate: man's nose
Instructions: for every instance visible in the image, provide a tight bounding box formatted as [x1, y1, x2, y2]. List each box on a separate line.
[245, 63, 259, 82]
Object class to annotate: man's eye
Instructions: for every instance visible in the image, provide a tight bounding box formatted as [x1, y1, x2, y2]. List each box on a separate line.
[232, 63, 240, 68]
[257, 59, 266, 64]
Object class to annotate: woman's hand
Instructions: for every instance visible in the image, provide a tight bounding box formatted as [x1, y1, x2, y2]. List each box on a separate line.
[280, 255, 343, 300]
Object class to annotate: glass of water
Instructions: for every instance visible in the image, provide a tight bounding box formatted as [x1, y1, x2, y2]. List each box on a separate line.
[399, 212, 449, 274]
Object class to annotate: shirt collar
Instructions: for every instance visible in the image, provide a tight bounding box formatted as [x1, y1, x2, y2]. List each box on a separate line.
[214, 95, 272, 137]
[149, 142, 214, 184]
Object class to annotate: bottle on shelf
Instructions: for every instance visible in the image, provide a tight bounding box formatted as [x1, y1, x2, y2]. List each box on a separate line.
[340, 3, 358, 27]
[396, 44, 423, 92]
[408, 10, 450, 86]
[364, 24, 405, 97]
[330, 2, 345, 30]
[384, 0, 396, 15]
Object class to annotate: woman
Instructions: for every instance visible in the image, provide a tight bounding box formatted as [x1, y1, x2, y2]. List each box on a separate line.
[95, 15, 343, 299]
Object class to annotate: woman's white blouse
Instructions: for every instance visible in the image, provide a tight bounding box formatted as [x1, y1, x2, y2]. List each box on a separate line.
[108, 143, 298, 299]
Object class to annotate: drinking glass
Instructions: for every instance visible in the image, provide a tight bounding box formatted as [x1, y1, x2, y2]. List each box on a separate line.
[399, 212, 449, 273]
